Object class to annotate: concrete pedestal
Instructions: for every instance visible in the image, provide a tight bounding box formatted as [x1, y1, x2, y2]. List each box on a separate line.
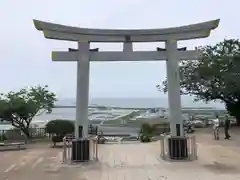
[71, 138, 90, 162]
[168, 136, 188, 160]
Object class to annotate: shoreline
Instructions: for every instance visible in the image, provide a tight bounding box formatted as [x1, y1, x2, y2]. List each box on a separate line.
[0, 106, 227, 131]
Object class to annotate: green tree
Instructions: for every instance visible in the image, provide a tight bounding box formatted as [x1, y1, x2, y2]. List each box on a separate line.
[0, 85, 57, 138]
[160, 39, 240, 124]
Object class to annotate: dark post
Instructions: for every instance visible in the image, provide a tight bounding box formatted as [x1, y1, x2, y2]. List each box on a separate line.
[78, 125, 83, 138]
[176, 124, 180, 136]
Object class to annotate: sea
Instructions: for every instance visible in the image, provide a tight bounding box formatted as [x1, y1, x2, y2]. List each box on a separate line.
[0, 97, 224, 133]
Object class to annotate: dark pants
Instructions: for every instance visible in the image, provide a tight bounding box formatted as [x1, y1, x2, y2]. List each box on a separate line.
[224, 128, 230, 139]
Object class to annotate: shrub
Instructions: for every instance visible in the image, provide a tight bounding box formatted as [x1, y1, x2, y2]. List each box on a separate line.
[46, 119, 74, 147]
[140, 134, 151, 142]
[46, 119, 74, 136]
[0, 133, 7, 141]
[139, 123, 153, 143]
[140, 123, 153, 134]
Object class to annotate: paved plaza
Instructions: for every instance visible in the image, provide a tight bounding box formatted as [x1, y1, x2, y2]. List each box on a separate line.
[1, 129, 240, 180]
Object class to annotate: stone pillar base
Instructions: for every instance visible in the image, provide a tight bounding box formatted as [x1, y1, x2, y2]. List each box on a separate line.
[71, 138, 90, 162]
[168, 136, 188, 160]
[160, 135, 197, 161]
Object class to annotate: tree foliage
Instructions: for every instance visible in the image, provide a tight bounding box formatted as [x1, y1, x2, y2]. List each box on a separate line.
[0, 85, 57, 138]
[160, 39, 240, 124]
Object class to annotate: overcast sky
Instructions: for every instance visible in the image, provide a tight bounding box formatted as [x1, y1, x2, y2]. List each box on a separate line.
[1, 0, 239, 99]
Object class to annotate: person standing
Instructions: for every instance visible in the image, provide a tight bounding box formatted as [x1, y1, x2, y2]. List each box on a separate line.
[62, 136, 67, 163]
[213, 115, 220, 140]
[224, 115, 231, 140]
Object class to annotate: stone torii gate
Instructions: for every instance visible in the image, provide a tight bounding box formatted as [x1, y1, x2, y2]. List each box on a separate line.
[33, 19, 219, 140]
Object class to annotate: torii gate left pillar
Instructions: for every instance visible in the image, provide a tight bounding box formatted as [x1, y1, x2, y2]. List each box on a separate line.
[166, 39, 183, 136]
[75, 42, 90, 138]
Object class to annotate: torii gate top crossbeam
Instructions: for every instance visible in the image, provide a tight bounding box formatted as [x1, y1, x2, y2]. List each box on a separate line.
[33, 19, 219, 42]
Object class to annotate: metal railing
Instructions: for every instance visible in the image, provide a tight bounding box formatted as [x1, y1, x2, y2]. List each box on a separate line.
[160, 134, 197, 161]
[0, 128, 49, 141]
[62, 136, 98, 164]
[0, 124, 97, 141]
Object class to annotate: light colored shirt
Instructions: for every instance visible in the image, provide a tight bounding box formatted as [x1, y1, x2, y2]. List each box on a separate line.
[213, 118, 220, 129]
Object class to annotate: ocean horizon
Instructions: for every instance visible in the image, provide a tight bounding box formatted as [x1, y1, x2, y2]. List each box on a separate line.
[57, 96, 225, 109]
[0, 97, 225, 130]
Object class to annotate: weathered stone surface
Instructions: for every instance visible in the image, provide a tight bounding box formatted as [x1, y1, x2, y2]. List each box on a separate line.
[1, 130, 240, 180]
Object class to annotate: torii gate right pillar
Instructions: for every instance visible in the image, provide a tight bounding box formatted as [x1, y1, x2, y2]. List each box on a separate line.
[166, 39, 183, 136]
